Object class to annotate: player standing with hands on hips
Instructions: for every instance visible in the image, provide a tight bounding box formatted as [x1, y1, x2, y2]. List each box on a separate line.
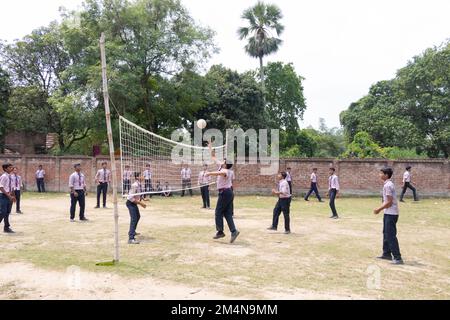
[373, 167, 403, 265]
[207, 141, 240, 243]
[69, 164, 88, 222]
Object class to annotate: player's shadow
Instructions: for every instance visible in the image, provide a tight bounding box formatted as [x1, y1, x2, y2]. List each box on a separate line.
[136, 235, 156, 243]
[403, 260, 427, 268]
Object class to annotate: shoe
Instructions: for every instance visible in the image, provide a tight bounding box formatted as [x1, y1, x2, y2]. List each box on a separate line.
[391, 259, 404, 265]
[94, 206, 100, 209]
[284, 230, 291, 234]
[213, 232, 226, 240]
[128, 239, 140, 244]
[16, 211, 23, 214]
[103, 206, 108, 209]
[304, 199, 309, 201]
[201, 207, 206, 209]
[267, 227, 277, 231]
[4, 228, 15, 234]
[80, 218, 89, 221]
[319, 200, 324, 203]
[377, 255, 392, 261]
[329, 215, 339, 219]
[70, 219, 75, 222]
[400, 200, 405, 203]
[230, 230, 240, 243]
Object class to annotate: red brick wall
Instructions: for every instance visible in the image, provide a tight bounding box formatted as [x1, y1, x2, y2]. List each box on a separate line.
[1, 155, 449, 197]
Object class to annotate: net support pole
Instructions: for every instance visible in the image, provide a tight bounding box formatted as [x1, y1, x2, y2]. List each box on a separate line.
[100, 33, 120, 263]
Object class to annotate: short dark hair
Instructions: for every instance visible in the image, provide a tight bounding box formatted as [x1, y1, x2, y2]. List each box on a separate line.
[101, 161, 107, 165]
[329, 167, 336, 172]
[280, 171, 287, 179]
[381, 167, 393, 179]
[2, 163, 12, 171]
[406, 166, 412, 170]
[134, 172, 141, 179]
[287, 167, 291, 170]
[313, 168, 318, 171]
[38, 164, 42, 167]
[74, 163, 81, 168]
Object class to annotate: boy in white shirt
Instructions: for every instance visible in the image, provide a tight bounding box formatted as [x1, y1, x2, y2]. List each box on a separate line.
[400, 166, 419, 202]
[268, 172, 292, 234]
[326, 167, 340, 219]
[126, 172, 147, 244]
[12, 166, 24, 214]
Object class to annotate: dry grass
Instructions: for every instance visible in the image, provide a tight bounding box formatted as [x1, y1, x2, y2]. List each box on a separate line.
[0, 192, 449, 299]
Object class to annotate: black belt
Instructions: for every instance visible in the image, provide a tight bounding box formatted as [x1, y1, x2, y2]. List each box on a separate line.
[218, 188, 231, 193]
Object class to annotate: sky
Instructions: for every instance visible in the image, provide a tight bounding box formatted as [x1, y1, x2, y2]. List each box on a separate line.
[1, 0, 449, 129]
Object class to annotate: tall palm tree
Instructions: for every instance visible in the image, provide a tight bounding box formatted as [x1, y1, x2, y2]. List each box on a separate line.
[238, 1, 284, 89]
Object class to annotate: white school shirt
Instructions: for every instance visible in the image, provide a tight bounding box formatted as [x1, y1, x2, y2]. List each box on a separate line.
[383, 179, 399, 216]
[286, 172, 292, 182]
[0, 173, 12, 194]
[35, 169, 45, 179]
[328, 174, 340, 190]
[217, 169, 233, 190]
[198, 170, 211, 185]
[12, 174, 22, 191]
[403, 171, 411, 183]
[143, 169, 152, 180]
[181, 168, 191, 179]
[278, 179, 291, 199]
[311, 172, 317, 183]
[127, 181, 142, 202]
[123, 170, 132, 181]
[69, 172, 86, 191]
[95, 168, 111, 183]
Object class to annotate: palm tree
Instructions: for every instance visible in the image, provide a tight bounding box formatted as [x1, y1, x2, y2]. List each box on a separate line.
[238, 1, 284, 89]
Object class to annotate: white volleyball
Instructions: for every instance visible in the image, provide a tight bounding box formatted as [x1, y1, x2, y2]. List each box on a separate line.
[197, 119, 207, 129]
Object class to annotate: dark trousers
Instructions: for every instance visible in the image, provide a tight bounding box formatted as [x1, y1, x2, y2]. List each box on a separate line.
[383, 214, 402, 260]
[70, 190, 86, 220]
[96, 182, 108, 207]
[144, 179, 153, 198]
[400, 182, 418, 201]
[305, 182, 322, 201]
[181, 179, 192, 196]
[14, 190, 21, 212]
[200, 185, 210, 208]
[329, 188, 338, 216]
[123, 180, 131, 194]
[126, 200, 141, 240]
[215, 188, 236, 233]
[272, 198, 291, 231]
[36, 178, 45, 192]
[0, 194, 12, 230]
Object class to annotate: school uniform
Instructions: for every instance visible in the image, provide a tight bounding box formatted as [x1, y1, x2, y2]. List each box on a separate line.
[181, 168, 193, 196]
[400, 170, 418, 201]
[95, 168, 111, 208]
[35, 169, 45, 192]
[143, 169, 153, 197]
[215, 169, 237, 236]
[286, 172, 293, 195]
[228, 169, 236, 215]
[123, 170, 132, 194]
[305, 172, 322, 201]
[328, 174, 340, 218]
[162, 185, 172, 197]
[126, 181, 142, 240]
[12, 174, 23, 213]
[0, 172, 14, 231]
[381, 179, 402, 260]
[271, 179, 291, 232]
[198, 170, 211, 208]
[69, 171, 87, 220]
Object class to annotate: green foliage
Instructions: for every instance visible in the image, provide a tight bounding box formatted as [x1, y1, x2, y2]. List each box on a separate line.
[0, 67, 10, 151]
[382, 147, 427, 160]
[264, 62, 306, 131]
[341, 41, 450, 158]
[342, 132, 386, 159]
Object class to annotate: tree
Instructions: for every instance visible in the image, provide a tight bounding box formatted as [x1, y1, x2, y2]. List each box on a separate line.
[238, 1, 284, 88]
[342, 131, 386, 159]
[264, 62, 306, 131]
[0, 67, 10, 152]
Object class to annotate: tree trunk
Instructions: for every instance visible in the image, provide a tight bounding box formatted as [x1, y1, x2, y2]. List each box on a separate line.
[259, 55, 265, 90]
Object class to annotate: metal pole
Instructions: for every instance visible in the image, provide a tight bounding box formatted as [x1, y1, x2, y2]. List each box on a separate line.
[100, 33, 120, 262]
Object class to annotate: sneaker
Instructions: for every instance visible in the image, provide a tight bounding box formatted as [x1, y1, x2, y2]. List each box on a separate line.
[319, 200, 324, 202]
[94, 206, 100, 209]
[267, 227, 277, 231]
[103, 206, 108, 209]
[400, 200, 405, 203]
[16, 211, 23, 214]
[329, 215, 339, 219]
[80, 218, 89, 221]
[230, 230, 240, 243]
[391, 259, 404, 265]
[128, 239, 140, 244]
[70, 219, 75, 222]
[284, 230, 291, 235]
[377, 255, 392, 261]
[304, 199, 309, 201]
[213, 232, 226, 240]
[4, 228, 15, 234]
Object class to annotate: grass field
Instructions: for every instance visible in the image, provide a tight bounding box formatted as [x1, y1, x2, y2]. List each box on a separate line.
[0, 192, 449, 300]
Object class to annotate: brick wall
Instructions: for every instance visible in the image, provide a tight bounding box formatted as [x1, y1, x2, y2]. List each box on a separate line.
[1, 155, 449, 197]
